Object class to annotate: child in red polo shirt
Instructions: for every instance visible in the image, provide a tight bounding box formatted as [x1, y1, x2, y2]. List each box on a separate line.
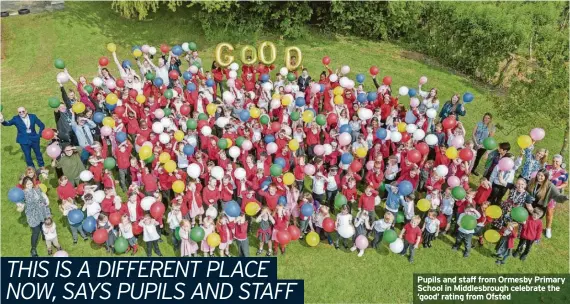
[513, 208, 543, 261]
[398, 215, 422, 263]
[57, 176, 76, 202]
[234, 214, 250, 257]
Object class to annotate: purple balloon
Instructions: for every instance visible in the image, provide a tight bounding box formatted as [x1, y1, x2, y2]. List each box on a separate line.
[46, 143, 62, 159]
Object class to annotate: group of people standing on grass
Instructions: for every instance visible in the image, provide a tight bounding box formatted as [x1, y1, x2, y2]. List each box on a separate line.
[2, 43, 567, 264]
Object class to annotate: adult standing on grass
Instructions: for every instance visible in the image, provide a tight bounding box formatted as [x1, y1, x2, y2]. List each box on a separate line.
[438, 94, 466, 121]
[52, 145, 85, 186]
[470, 113, 495, 175]
[19, 176, 51, 257]
[0, 107, 45, 169]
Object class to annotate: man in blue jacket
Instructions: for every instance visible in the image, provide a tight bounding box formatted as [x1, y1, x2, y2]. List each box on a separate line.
[0, 107, 45, 168]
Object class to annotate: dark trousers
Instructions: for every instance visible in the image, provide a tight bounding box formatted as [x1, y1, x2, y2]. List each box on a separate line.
[145, 240, 162, 256]
[118, 169, 130, 193]
[21, 142, 45, 168]
[372, 230, 384, 248]
[30, 223, 43, 250]
[236, 239, 249, 257]
[171, 229, 180, 249]
[489, 184, 508, 205]
[453, 231, 473, 255]
[326, 189, 338, 211]
[472, 148, 487, 172]
[515, 238, 534, 258]
[400, 239, 416, 261]
[312, 192, 325, 204]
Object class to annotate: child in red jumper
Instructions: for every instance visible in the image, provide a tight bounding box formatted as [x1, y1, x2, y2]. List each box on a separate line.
[513, 208, 543, 261]
[57, 176, 77, 202]
[399, 215, 422, 263]
[494, 221, 518, 265]
[474, 177, 492, 205]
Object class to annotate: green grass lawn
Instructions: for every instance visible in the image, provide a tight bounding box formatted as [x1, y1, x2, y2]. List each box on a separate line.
[1, 2, 568, 303]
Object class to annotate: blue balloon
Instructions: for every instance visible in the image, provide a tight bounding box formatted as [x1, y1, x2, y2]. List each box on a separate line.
[274, 157, 286, 168]
[367, 91, 377, 102]
[398, 181, 414, 196]
[224, 201, 241, 217]
[68, 209, 85, 225]
[187, 83, 197, 92]
[339, 124, 352, 134]
[341, 153, 354, 164]
[183, 71, 192, 80]
[319, 84, 325, 93]
[295, 97, 306, 107]
[93, 112, 105, 124]
[463, 92, 474, 103]
[278, 196, 287, 205]
[106, 103, 116, 111]
[239, 110, 250, 122]
[408, 88, 417, 97]
[357, 93, 367, 103]
[172, 45, 183, 56]
[301, 204, 314, 217]
[183, 145, 195, 156]
[260, 74, 270, 83]
[376, 128, 387, 140]
[7, 187, 24, 203]
[115, 132, 127, 143]
[206, 79, 215, 87]
[131, 45, 141, 52]
[356, 73, 365, 83]
[405, 111, 417, 124]
[264, 134, 275, 144]
[260, 178, 272, 190]
[82, 216, 97, 233]
[122, 60, 132, 69]
[154, 77, 163, 87]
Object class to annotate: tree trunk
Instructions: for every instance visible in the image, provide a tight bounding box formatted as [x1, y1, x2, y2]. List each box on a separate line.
[561, 124, 569, 156]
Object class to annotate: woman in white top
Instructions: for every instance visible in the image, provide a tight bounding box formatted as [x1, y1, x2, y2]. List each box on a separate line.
[418, 85, 439, 131]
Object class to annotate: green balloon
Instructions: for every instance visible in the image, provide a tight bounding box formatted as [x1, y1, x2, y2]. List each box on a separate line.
[460, 215, 477, 230]
[187, 119, 198, 130]
[290, 111, 300, 121]
[483, 137, 498, 150]
[198, 113, 208, 121]
[383, 229, 397, 243]
[104, 157, 116, 169]
[396, 211, 405, 224]
[217, 138, 228, 150]
[188, 42, 197, 51]
[510, 206, 529, 223]
[114, 237, 129, 254]
[162, 107, 171, 117]
[316, 114, 326, 126]
[0, 104, 3, 112]
[270, 164, 283, 177]
[84, 85, 93, 94]
[175, 227, 181, 241]
[48, 97, 61, 108]
[379, 182, 385, 192]
[164, 89, 174, 99]
[451, 186, 466, 200]
[236, 136, 245, 147]
[144, 154, 155, 164]
[259, 115, 270, 125]
[334, 193, 347, 209]
[145, 72, 155, 81]
[287, 73, 296, 82]
[190, 226, 205, 242]
[192, 61, 201, 69]
[54, 58, 65, 69]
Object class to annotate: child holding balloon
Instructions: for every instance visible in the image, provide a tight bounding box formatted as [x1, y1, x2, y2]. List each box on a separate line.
[439, 188, 455, 234]
[119, 214, 138, 255]
[452, 205, 481, 258]
[371, 211, 394, 249]
[139, 213, 163, 257]
[494, 221, 518, 265]
[167, 203, 182, 251]
[216, 215, 234, 257]
[98, 214, 117, 254]
[200, 217, 217, 257]
[335, 204, 354, 249]
[179, 219, 198, 257]
[60, 198, 88, 244]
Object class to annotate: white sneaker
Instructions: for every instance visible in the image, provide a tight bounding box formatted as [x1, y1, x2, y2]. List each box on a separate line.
[357, 250, 364, 257]
[350, 246, 357, 252]
[546, 228, 552, 239]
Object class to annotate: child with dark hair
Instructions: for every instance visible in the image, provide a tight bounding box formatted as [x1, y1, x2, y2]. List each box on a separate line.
[513, 208, 543, 261]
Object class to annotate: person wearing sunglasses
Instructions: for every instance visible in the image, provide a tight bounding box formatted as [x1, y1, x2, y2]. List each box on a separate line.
[0, 107, 45, 168]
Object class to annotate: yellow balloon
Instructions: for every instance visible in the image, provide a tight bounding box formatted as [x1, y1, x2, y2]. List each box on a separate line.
[333, 86, 344, 96]
[283, 172, 295, 185]
[281, 95, 292, 106]
[272, 93, 281, 100]
[172, 180, 185, 193]
[302, 110, 314, 123]
[133, 49, 142, 58]
[334, 95, 344, 105]
[356, 147, 368, 158]
[284, 46, 302, 71]
[102, 117, 115, 128]
[245, 202, 260, 216]
[214, 42, 234, 67]
[139, 146, 152, 160]
[226, 138, 233, 148]
[240, 45, 257, 65]
[517, 135, 532, 149]
[106, 93, 118, 105]
[159, 152, 171, 164]
[288, 139, 299, 151]
[107, 43, 116, 52]
[257, 41, 277, 65]
[164, 160, 177, 173]
[39, 184, 47, 193]
[174, 130, 184, 142]
[72, 102, 86, 114]
[485, 205, 503, 219]
[250, 107, 261, 119]
[445, 146, 458, 160]
[305, 231, 320, 247]
[417, 199, 430, 212]
[207, 233, 221, 248]
[397, 122, 407, 133]
[206, 103, 217, 116]
[484, 230, 500, 243]
[136, 95, 146, 104]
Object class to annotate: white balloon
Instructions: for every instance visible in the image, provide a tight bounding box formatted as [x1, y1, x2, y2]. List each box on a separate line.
[249, 92, 256, 100]
[406, 124, 418, 134]
[410, 97, 420, 108]
[339, 77, 350, 88]
[413, 129, 426, 141]
[141, 196, 155, 211]
[159, 133, 170, 144]
[57, 72, 69, 84]
[189, 65, 199, 74]
[426, 108, 437, 119]
[79, 170, 93, 182]
[234, 167, 246, 180]
[93, 190, 105, 204]
[358, 108, 373, 120]
[279, 67, 288, 77]
[281, 125, 292, 136]
[390, 131, 402, 143]
[452, 136, 465, 148]
[201, 126, 212, 136]
[187, 163, 201, 179]
[92, 77, 103, 87]
[216, 117, 229, 128]
[187, 136, 197, 147]
[329, 74, 338, 82]
[211, 166, 224, 180]
[181, 42, 190, 52]
[346, 80, 355, 90]
[172, 89, 179, 98]
[229, 62, 239, 71]
[142, 141, 153, 148]
[148, 47, 157, 55]
[323, 144, 333, 156]
[154, 108, 165, 119]
[160, 117, 172, 128]
[229, 146, 241, 159]
[338, 225, 355, 238]
[389, 238, 404, 253]
[398, 86, 409, 96]
[222, 91, 235, 103]
[341, 65, 350, 75]
[205, 205, 218, 219]
[228, 70, 237, 79]
[270, 99, 281, 110]
[266, 142, 278, 154]
[436, 165, 449, 177]
[152, 122, 164, 134]
[425, 134, 438, 146]
[262, 82, 273, 91]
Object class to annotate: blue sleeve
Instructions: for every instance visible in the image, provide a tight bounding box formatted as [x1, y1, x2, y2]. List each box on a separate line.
[35, 115, 45, 133]
[1, 117, 15, 126]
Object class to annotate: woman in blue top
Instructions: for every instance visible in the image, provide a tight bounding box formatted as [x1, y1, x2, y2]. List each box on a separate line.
[517, 145, 548, 182]
[438, 94, 466, 121]
[471, 113, 495, 174]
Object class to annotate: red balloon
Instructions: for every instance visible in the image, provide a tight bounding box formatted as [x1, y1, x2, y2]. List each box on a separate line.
[93, 228, 108, 244]
[99, 56, 109, 67]
[459, 148, 474, 161]
[114, 105, 126, 116]
[442, 116, 457, 130]
[287, 226, 300, 241]
[326, 113, 338, 126]
[116, 79, 125, 88]
[401, 132, 411, 142]
[269, 64, 275, 70]
[109, 212, 122, 226]
[270, 122, 281, 133]
[369, 66, 379, 76]
[437, 214, 448, 229]
[132, 223, 143, 236]
[322, 218, 335, 233]
[277, 230, 291, 245]
[150, 202, 166, 219]
[322, 56, 331, 65]
[197, 120, 208, 129]
[416, 142, 430, 156]
[41, 129, 55, 140]
[160, 44, 170, 53]
[129, 89, 138, 98]
[180, 104, 191, 116]
[135, 135, 146, 146]
[169, 70, 179, 80]
[407, 149, 422, 164]
[382, 76, 392, 85]
[350, 160, 362, 172]
[76, 183, 85, 196]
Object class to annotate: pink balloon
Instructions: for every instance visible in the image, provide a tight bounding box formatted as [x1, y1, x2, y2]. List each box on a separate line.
[284, 85, 292, 93]
[419, 76, 428, 85]
[530, 128, 545, 141]
[53, 250, 69, 257]
[304, 164, 316, 176]
[241, 140, 252, 151]
[105, 79, 116, 90]
[311, 83, 320, 94]
[410, 97, 420, 108]
[141, 45, 150, 53]
[314, 145, 325, 156]
[227, 79, 235, 88]
[154, 108, 165, 119]
[266, 142, 278, 154]
[100, 126, 112, 137]
[46, 143, 62, 159]
[355, 235, 369, 250]
[366, 161, 375, 171]
[451, 136, 464, 148]
[447, 176, 460, 188]
[530, 171, 538, 179]
[498, 157, 514, 171]
[338, 133, 352, 146]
